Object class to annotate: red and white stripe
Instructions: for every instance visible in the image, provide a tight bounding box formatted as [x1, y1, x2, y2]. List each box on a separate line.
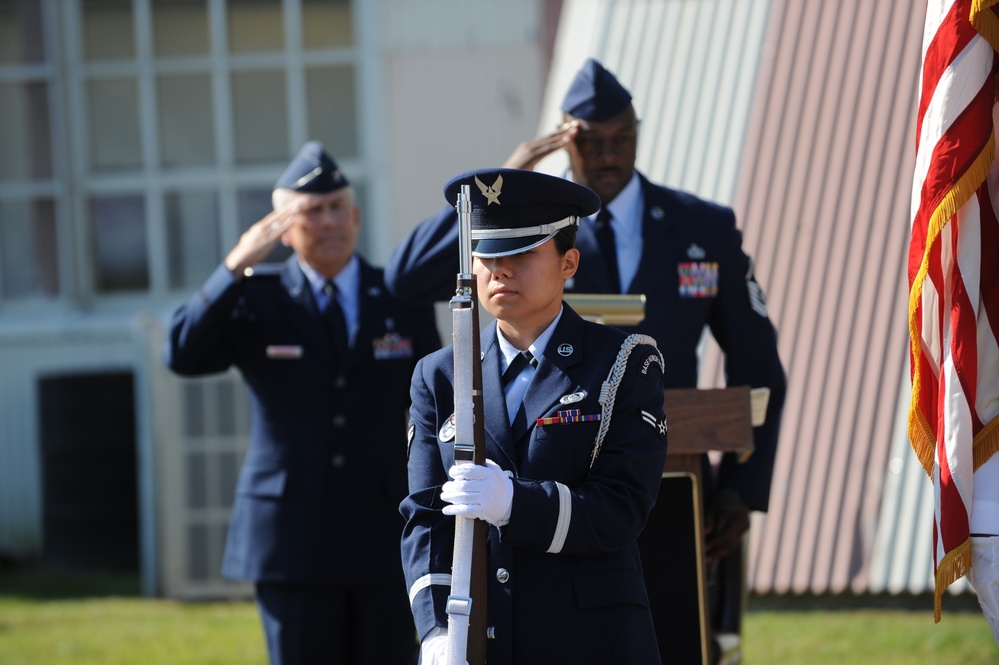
[910, 0, 999, 622]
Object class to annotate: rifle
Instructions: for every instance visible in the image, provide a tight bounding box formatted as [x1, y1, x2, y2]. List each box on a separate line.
[446, 184, 489, 665]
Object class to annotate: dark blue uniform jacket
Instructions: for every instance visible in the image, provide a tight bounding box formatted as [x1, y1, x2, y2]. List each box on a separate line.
[385, 172, 786, 512]
[402, 305, 668, 664]
[165, 255, 440, 584]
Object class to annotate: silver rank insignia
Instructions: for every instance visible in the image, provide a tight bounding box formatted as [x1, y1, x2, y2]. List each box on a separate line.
[439, 414, 456, 442]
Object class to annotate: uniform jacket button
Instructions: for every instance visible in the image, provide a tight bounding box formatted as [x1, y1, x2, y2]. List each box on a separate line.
[331, 453, 347, 469]
[334, 375, 347, 389]
[486, 626, 496, 640]
[495, 568, 510, 583]
[332, 414, 347, 428]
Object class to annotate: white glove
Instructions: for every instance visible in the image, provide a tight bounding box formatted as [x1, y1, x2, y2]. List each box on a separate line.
[420, 628, 451, 665]
[441, 459, 513, 527]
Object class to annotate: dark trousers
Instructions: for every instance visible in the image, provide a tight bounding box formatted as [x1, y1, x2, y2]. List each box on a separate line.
[255, 581, 418, 665]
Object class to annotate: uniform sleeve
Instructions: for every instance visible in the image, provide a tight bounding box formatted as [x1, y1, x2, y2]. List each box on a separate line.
[163, 262, 244, 376]
[400, 357, 455, 642]
[502, 341, 669, 557]
[384, 205, 462, 304]
[408, 301, 444, 362]
[707, 214, 787, 512]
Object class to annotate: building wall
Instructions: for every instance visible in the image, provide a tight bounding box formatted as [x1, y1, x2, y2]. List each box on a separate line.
[0, 0, 549, 593]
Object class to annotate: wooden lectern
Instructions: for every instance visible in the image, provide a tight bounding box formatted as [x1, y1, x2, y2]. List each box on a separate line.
[661, 387, 755, 665]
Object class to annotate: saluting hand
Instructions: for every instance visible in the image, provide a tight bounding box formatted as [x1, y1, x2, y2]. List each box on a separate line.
[224, 202, 300, 277]
[502, 120, 580, 171]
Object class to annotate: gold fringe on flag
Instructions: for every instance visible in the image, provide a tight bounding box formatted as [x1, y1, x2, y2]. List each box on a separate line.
[971, 0, 999, 54]
[934, 538, 972, 622]
[973, 414, 999, 470]
[907, 128, 996, 476]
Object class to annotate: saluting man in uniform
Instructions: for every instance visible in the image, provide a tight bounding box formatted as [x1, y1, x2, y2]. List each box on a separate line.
[164, 141, 440, 665]
[402, 168, 669, 665]
[386, 59, 787, 660]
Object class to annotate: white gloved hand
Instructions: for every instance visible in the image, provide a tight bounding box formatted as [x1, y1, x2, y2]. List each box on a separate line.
[420, 628, 453, 665]
[441, 459, 513, 527]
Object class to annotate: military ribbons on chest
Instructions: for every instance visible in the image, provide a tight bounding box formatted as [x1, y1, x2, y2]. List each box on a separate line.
[536, 408, 601, 427]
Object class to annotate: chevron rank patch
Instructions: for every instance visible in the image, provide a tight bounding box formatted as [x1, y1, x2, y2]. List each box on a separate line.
[642, 410, 667, 439]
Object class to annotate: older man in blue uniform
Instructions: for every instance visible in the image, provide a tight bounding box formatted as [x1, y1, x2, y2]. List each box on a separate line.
[402, 168, 668, 664]
[164, 141, 439, 665]
[386, 60, 786, 660]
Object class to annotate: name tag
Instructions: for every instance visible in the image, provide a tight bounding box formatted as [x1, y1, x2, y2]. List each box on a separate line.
[373, 332, 414, 360]
[266, 345, 303, 359]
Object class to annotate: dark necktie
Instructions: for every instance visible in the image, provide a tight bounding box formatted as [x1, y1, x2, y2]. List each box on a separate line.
[322, 280, 348, 358]
[594, 208, 621, 293]
[502, 349, 538, 387]
[503, 350, 537, 435]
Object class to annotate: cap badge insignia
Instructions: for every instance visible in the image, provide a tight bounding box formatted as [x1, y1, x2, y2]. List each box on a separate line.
[474, 174, 504, 205]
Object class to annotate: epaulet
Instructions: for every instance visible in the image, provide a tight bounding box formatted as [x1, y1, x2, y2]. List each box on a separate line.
[241, 263, 283, 278]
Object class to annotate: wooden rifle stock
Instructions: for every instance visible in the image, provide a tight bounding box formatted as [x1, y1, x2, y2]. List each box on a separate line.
[446, 185, 488, 665]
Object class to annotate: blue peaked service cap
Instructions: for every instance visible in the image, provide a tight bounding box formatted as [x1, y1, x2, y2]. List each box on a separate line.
[444, 168, 600, 258]
[560, 58, 633, 121]
[275, 141, 349, 193]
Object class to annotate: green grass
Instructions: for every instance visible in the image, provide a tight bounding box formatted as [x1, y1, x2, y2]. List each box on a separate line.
[0, 567, 995, 664]
[0, 568, 266, 665]
[745, 596, 996, 664]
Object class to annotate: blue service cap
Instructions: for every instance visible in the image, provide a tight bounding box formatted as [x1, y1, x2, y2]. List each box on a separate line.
[444, 168, 600, 258]
[560, 58, 633, 121]
[274, 141, 349, 193]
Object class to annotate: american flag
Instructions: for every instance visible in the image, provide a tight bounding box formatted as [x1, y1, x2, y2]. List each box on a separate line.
[910, 0, 999, 621]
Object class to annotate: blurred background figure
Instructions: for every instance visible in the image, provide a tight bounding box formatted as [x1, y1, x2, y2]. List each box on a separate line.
[164, 141, 440, 665]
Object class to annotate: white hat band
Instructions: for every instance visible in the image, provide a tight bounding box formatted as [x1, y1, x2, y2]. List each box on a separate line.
[471, 216, 577, 240]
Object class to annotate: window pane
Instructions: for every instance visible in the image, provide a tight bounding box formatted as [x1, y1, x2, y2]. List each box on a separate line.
[306, 66, 357, 159]
[90, 195, 148, 292]
[82, 0, 134, 61]
[88, 78, 142, 171]
[158, 74, 215, 167]
[238, 187, 290, 263]
[0, 199, 58, 299]
[228, 0, 283, 53]
[232, 71, 286, 164]
[302, 0, 353, 49]
[165, 190, 219, 289]
[153, 0, 208, 57]
[0, 82, 53, 180]
[0, 0, 46, 64]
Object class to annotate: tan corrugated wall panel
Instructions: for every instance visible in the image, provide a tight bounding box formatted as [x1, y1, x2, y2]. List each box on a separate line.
[544, 0, 936, 596]
[732, 1, 924, 594]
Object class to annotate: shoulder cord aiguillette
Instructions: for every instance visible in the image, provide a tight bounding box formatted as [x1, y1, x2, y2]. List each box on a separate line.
[590, 334, 661, 468]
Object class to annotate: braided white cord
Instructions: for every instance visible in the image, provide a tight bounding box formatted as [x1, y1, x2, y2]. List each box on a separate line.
[590, 334, 660, 467]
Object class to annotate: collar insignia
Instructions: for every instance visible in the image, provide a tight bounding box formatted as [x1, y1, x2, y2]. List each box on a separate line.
[475, 174, 503, 205]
